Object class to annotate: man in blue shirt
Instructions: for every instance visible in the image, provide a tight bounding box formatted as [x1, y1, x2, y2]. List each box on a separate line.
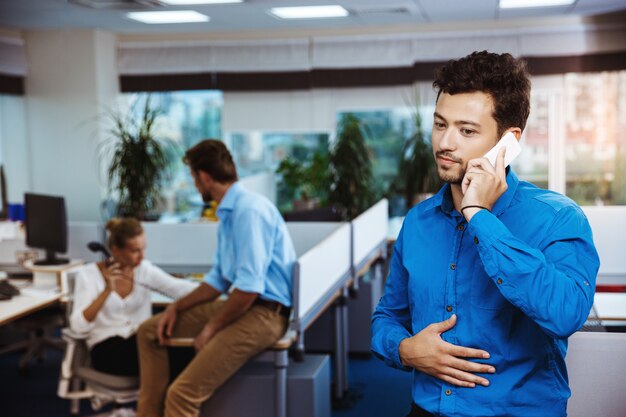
[371, 51, 599, 417]
[136, 139, 296, 417]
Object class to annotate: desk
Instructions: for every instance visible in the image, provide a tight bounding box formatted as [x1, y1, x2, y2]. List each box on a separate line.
[0, 281, 64, 326]
[594, 292, 626, 322]
[24, 260, 83, 293]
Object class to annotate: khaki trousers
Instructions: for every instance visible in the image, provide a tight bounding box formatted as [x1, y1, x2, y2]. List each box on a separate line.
[136, 300, 288, 417]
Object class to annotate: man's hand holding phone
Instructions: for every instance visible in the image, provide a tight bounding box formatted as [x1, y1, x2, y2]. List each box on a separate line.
[461, 132, 520, 221]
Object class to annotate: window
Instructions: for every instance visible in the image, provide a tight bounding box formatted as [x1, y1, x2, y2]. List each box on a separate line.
[226, 131, 330, 211]
[120, 90, 223, 215]
[563, 72, 626, 205]
[515, 92, 550, 189]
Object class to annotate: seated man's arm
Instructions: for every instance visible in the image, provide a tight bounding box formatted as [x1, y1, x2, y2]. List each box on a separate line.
[194, 289, 258, 351]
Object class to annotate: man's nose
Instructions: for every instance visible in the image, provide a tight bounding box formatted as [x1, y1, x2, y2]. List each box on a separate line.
[438, 129, 456, 150]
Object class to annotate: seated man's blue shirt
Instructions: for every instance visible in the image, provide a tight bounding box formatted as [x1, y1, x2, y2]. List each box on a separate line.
[371, 169, 599, 417]
[203, 182, 296, 307]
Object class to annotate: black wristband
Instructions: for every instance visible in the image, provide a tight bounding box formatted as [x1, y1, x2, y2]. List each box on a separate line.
[460, 205, 489, 216]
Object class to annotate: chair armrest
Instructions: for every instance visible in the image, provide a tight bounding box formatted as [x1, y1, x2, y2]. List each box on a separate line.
[270, 329, 297, 351]
[164, 330, 297, 350]
[162, 337, 195, 347]
[62, 327, 88, 341]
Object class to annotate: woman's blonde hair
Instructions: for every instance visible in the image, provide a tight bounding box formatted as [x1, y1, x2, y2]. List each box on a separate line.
[105, 218, 143, 249]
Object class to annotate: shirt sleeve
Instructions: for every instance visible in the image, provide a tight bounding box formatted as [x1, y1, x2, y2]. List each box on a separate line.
[203, 236, 229, 293]
[230, 208, 273, 295]
[139, 261, 199, 300]
[371, 223, 413, 371]
[69, 268, 97, 334]
[468, 206, 599, 338]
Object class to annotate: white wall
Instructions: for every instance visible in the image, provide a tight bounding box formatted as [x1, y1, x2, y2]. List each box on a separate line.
[0, 94, 30, 203]
[223, 84, 435, 134]
[23, 29, 118, 221]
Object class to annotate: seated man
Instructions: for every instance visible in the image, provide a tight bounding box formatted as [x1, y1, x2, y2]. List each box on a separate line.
[136, 139, 296, 417]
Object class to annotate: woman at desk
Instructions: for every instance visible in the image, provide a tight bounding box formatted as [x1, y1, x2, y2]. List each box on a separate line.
[70, 218, 196, 376]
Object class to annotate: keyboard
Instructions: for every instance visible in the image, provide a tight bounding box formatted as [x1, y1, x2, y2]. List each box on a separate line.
[0, 279, 20, 297]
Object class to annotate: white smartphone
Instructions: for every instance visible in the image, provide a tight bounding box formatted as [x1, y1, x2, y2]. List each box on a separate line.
[483, 131, 521, 168]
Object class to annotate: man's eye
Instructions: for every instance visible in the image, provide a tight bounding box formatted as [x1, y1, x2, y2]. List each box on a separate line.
[461, 128, 476, 135]
[434, 122, 445, 129]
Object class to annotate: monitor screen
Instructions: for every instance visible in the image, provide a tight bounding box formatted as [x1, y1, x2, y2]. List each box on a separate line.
[24, 192, 69, 266]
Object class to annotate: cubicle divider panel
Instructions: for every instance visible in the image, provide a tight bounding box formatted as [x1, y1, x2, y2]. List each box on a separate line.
[240, 172, 277, 204]
[582, 206, 626, 285]
[294, 223, 352, 330]
[351, 199, 388, 271]
[566, 331, 626, 417]
[142, 222, 218, 274]
[286, 222, 343, 257]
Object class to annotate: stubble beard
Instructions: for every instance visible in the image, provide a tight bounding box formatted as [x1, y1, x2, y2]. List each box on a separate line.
[437, 165, 465, 185]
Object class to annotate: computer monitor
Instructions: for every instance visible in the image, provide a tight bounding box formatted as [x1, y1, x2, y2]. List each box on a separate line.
[24, 192, 69, 266]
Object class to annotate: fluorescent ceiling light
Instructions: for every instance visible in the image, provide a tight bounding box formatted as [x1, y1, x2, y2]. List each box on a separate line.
[499, 0, 575, 8]
[126, 10, 210, 24]
[158, 0, 243, 4]
[269, 5, 349, 19]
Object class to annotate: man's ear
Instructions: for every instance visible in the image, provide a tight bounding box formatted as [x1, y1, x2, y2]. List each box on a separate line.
[197, 170, 214, 185]
[509, 128, 522, 141]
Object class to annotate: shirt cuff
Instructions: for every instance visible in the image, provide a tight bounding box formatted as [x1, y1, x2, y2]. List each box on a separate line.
[467, 209, 509, 247]
[70, 311, 94, 334]
[232, 274, 265, 295]
[203, 272, 228, 293]
[467, 209, 510, 277]
[386, 329, 413, 371]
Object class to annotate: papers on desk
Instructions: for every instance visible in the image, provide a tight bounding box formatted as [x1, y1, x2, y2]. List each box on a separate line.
[0, 221, 19, 241]
[21, 285, 61, 298]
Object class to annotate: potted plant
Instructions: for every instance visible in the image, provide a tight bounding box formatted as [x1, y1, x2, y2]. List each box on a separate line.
[99, 96, 179, 220]
[395, 108, 442, 210]
[276, 150, 331, 212]
[329, 113, 375, 220]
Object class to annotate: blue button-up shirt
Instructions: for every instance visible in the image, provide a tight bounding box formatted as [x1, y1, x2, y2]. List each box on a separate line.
[372, 169, 599, 417]
[203, 182, 296, 307]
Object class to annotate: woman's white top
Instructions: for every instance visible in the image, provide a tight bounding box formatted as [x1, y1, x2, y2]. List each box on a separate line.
[70, 260, 198, 349]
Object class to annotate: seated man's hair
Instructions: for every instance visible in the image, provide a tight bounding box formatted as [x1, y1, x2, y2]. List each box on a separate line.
[184, 139, 238, 183]
[433, 51, 531, 137]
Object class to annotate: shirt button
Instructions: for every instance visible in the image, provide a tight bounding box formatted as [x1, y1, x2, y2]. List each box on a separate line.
[457, 225, 465, 231]
[497, 278, 503, 284]
[446, 305, 453, 312]
[450, 263, 456, 270]
[445, 389, 452, 396]
[474, 237, 479, 244]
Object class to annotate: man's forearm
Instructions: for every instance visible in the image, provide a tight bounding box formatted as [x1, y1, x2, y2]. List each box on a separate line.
[204, 289, 258, 335]
[173, 282, 220, 312]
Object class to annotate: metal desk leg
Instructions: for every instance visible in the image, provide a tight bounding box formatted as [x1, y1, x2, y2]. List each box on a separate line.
[275, 349, 289, 417]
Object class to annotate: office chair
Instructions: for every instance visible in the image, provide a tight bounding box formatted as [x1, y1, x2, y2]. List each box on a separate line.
[57, 271, 139, 417]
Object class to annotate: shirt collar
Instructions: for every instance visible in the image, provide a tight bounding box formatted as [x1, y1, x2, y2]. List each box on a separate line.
[430, 167, 520, 217]
[216, 182, 243, 218]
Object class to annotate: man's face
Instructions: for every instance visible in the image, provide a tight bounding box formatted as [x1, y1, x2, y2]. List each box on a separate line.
[191, 170, 213, 202]
[432, 92, 500, 184]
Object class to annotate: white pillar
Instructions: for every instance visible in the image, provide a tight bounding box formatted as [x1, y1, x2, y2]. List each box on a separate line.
[23, 29, 118, 221]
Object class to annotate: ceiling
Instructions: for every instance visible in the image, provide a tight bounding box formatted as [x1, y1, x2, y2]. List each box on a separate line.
[0, 0, 625, 36]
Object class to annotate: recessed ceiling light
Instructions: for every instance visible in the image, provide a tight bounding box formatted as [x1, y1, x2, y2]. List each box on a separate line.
[499, 0, 575, 9]
[126, 10, 210, 24]
[158, 0, 243, 5]
[269, 5, 349, 19]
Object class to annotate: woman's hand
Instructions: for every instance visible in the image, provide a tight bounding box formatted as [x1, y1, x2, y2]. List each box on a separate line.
[101, 261, 132, 292]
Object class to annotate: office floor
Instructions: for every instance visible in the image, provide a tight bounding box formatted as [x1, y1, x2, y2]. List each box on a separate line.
[0, 349, 412, 417]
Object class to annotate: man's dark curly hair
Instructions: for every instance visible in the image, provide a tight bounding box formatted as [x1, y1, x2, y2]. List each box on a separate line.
[433, 51, 531, 137]
[183, 139, 238, 183]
